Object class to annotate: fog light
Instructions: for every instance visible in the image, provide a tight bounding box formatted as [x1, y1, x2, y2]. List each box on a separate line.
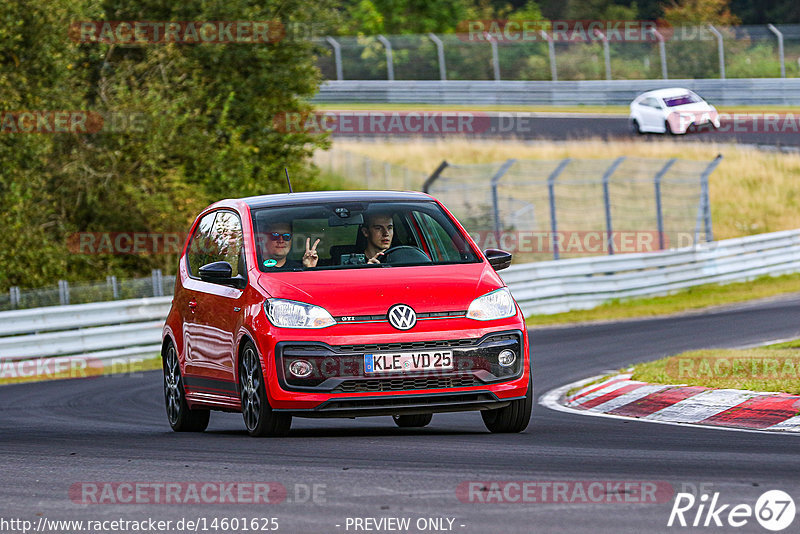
[289, 360, 313, 377]
[498, 350, 516, 367]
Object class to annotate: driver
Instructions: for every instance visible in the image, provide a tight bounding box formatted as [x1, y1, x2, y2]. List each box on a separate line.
[361, 213, 394, 264]
[262, 222, 320, 269]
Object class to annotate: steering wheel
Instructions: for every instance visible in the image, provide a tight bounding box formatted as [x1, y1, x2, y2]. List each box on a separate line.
[380, 246, 431, 264]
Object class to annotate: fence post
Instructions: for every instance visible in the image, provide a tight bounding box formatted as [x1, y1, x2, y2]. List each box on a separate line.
[325, 37, 343, 81]
[428, 33, 447, 80]
[490, 159, 518, 240]
[651, 28, 668, 79]
[10, 286, 20, 309]
[152, 269, 163, 297]
[422, 161, 449, 193]
[602, 157, 626, 255]
[653, 158, 677, 250]
[485, 32, 501, 81]
[58, 280, 70, 305]
[547, 158, 571, 260]
[700, 154, 722, 242]
[541, 30, 557, 81]
[594, 30, 612, 80]
[707, 25, 725, 79]
[106, 275, 119, 300]
[767, 24, 786, 79]
[377, 35, 395, 81]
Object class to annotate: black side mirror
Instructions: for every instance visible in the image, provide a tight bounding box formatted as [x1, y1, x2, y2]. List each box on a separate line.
[484, 249, 512, 271]
[199, 261, 246, 289]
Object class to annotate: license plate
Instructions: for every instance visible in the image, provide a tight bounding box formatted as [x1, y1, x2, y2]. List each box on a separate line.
[364, 350, 454, 374]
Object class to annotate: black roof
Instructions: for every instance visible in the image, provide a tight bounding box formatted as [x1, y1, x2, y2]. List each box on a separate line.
[242, 190, 431, 209]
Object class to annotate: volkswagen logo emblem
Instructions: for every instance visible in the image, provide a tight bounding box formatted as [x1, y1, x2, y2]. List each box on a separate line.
[388, 304, 417, 330]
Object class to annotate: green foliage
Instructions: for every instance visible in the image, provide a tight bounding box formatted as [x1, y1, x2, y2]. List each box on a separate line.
[0, 0, 336, 290]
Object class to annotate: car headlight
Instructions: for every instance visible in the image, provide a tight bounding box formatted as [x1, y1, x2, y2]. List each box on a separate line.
[264, 299, 336, 329]
[466, 288, 516, 321]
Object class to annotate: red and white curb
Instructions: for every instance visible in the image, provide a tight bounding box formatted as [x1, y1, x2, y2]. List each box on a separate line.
[540, 373, 800, 435]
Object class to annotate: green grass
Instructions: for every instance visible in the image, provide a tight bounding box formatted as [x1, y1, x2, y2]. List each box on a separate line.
[630, 346, 800, 395]
[526, 272, 800, 326]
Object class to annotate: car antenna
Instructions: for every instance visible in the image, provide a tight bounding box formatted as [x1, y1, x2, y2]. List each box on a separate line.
[285, 167, 293, 193]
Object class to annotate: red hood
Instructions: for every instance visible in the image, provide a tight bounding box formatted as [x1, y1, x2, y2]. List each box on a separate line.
[255, 263, 503, 316]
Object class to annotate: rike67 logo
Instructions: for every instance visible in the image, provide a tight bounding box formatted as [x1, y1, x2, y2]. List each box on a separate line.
[668, 490, 795, 531]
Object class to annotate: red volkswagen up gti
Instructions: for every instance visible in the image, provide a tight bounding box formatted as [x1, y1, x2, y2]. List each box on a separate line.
[162, 191, 531, 436]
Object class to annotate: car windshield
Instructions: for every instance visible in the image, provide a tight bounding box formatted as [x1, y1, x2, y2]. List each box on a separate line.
[663, 93, 702, 107]
[251, 200, 481, 271]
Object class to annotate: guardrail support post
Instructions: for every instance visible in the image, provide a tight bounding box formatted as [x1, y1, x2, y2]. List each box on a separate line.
[651, 28, 668, 79]
[10, 286, 20, 309]
[708, 25, 725, 79]
[422, 161, 449, 193]
[547, 158, 571, 260]
[767, 24, 786, 79]
[490, 159, 518, 241]
[541, 30, 557, 81]
[58, 280, 70, 305]
[377, 35, 395, 81]
[653, 159, 676, 250]
[325, 37, 344, 81]
[428, 33, 447, 81]
[602, 157, 626, 255]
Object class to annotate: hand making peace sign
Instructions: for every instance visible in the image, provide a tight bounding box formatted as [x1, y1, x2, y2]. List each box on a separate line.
[302, 237, 320, 268]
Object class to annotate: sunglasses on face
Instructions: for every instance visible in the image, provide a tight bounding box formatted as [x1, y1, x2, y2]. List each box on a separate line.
[268, 232, 292, 242]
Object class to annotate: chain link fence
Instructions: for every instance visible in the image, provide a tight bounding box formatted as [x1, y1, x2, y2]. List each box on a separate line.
[316, 147, 720, 263]
[1, 271, 174, 312]
[315, 24, 800, 81]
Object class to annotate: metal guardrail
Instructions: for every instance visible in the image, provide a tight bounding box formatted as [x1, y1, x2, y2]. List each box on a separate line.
[3, 228, 800, 372]
[501, 228, 800, 315]
[314, 79, 800, 106]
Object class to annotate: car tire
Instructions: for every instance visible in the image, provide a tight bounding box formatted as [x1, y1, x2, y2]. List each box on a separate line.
[392, 413, 433, 428]
[239, 341, 292, 437]
[163, 342, 210, 432]
[630, 119, 643, 135]
[481, 379, 532, 433]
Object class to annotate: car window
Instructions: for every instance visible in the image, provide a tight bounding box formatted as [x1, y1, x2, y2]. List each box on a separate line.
[663, 94, 701, 107]
[186, 210, 245, 277]
[251, 201, 480, 271]
[212, 211, 245, 277]
[186, 211, 218, 276]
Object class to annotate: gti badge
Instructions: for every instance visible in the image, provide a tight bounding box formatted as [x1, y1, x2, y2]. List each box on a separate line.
[388, 304, 417, 330]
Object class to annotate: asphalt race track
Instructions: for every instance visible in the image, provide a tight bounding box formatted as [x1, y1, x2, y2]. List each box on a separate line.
[2, 295, 800, 533]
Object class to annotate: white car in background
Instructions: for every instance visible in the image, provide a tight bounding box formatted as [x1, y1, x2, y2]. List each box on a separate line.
[629, 88, 720, 135]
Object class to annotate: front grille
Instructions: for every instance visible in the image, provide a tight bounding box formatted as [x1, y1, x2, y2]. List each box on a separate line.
[332, 375, 480, 393]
